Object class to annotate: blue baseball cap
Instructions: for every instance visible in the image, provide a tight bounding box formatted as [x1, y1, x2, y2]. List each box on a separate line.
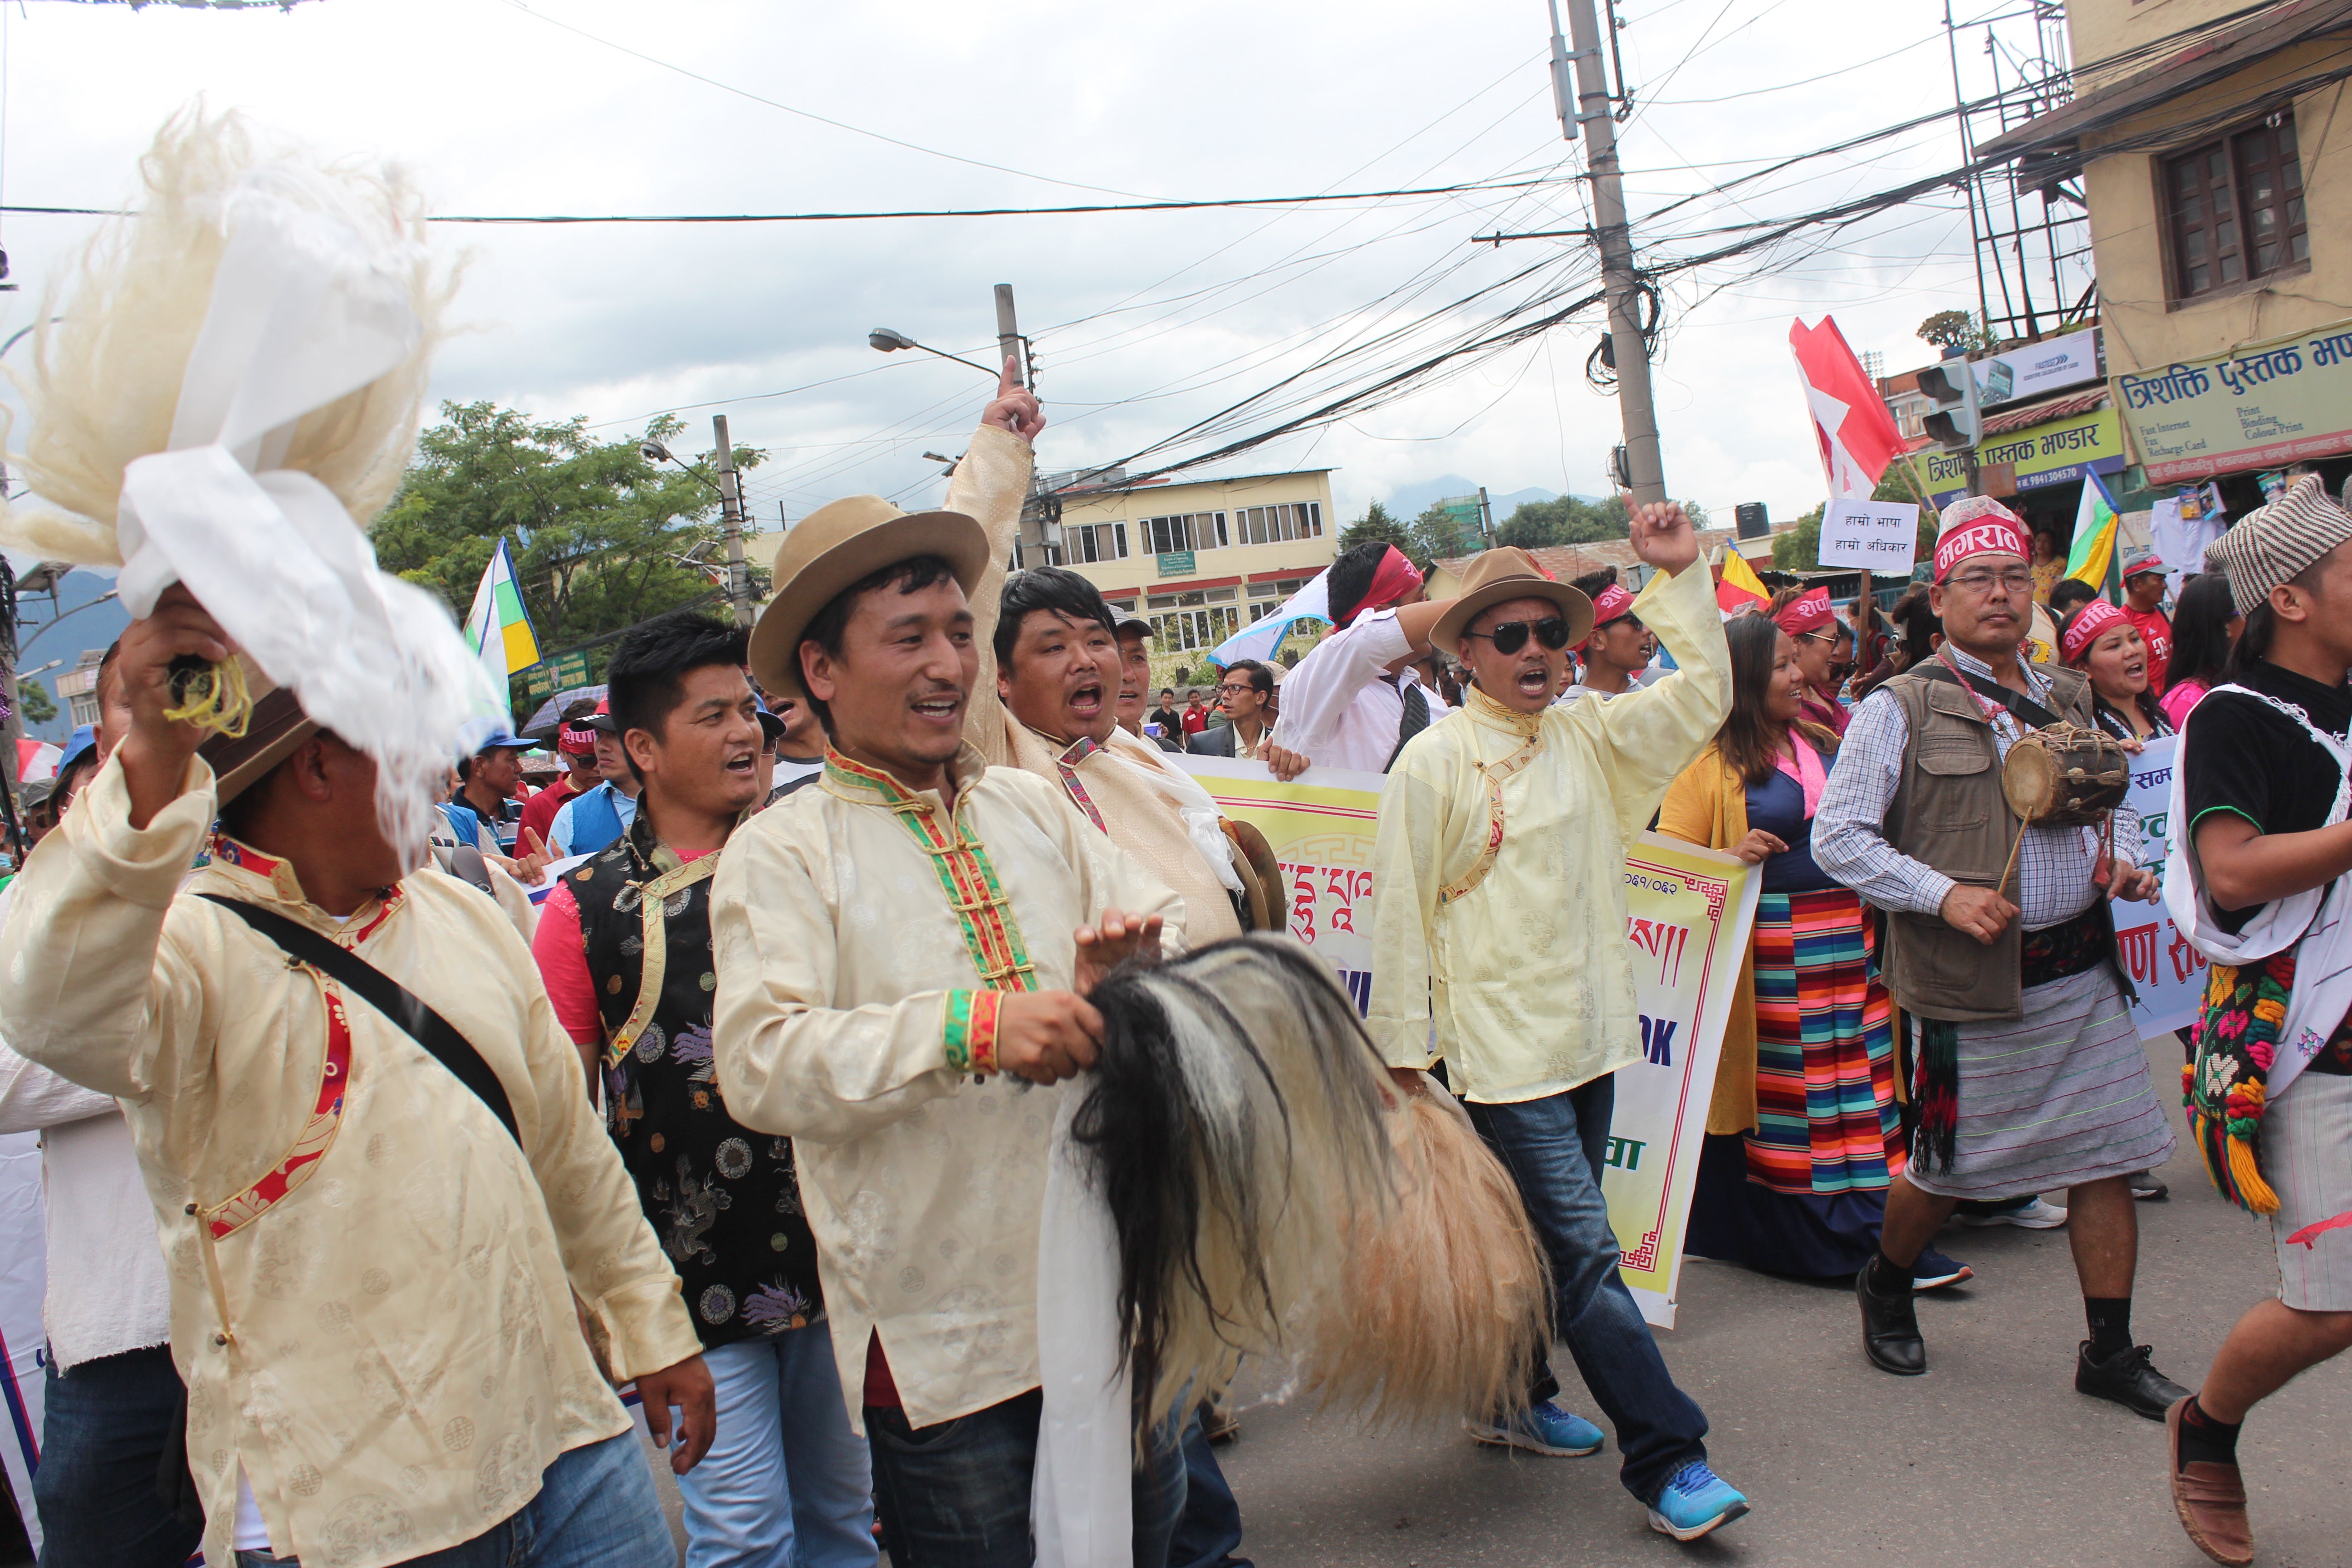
[58, 724, 98, 776]
[471, 731, 540, 754]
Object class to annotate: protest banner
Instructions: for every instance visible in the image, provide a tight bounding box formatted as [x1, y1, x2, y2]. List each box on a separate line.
[1815, 498, 1920, 573]
[2116, 734, 2207, 1035]
[1180, 757, 1756, 1326]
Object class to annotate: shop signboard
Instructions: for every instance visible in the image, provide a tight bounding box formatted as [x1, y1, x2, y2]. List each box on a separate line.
[1971, 327, 2100, 407]
[2114, 318, 2352, 483]
[1920, 405, 2126, 507]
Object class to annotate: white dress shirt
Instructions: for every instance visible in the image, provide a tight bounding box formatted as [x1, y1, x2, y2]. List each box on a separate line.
[1270, 609, 1414, 773]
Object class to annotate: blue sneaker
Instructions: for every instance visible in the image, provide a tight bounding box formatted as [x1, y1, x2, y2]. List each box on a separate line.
[1646, 1459, 1750, 1541]
[1465, 1400, 1604, 1456]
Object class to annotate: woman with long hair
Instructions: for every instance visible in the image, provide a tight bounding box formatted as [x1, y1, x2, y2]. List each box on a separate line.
[2159, 573, 2240, 727]
[1661, 615, 1970, 1285]
[2060, 600, 2172, 741]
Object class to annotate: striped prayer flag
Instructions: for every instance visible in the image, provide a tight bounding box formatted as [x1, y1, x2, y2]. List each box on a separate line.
[464, 538, 541, 689]
[2066, 470, 2123, 593]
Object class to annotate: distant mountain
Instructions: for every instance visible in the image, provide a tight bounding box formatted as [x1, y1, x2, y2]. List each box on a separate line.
[15, 568, 129, 742]
[1380, 475, 1600, 523]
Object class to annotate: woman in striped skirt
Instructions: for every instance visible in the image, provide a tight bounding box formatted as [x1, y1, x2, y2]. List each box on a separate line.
[1661, 611, 1971, 1286]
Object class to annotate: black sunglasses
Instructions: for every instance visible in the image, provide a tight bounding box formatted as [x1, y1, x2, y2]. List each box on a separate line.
[1467, 617, 1573, 655]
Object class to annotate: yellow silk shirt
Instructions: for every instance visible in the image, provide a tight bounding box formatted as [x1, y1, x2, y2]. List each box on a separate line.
[708, 744, 1182, 1431]
[0, 753, 699, 1568]
[1366, 561, 1733, 1103]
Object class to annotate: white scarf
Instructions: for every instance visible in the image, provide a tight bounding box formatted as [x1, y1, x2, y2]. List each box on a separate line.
[1102, 728, 1245, 894]
[2165, 683, 2352, 1103]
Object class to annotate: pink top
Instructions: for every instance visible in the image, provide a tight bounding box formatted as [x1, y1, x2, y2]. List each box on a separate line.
[2160, 677, 2210, 730]
[530, 846, 718, 1047]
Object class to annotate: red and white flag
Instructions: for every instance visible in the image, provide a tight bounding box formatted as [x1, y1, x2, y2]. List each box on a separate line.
[1789, 316, 1908, 501]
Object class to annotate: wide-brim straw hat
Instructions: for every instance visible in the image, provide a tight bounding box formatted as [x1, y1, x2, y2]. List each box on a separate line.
[747, 496, 991, 699]
[1431, 547, 1595, 652]
[198, 657, 322, 806]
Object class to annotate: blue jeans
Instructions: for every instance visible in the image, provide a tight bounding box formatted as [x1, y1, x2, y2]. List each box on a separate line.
[35, 1343, 200, 1568]
[1466, 1074, 1710, 1504]
[235, 1429, 668, 1568]
[1168, 1411, 1252, 1568]
[864, 1389, 1185, 1568]
[680, 1331, 875, 1568]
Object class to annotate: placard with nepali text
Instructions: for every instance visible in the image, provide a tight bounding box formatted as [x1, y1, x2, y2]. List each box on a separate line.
[1177, 757, 1756, 1327]
[2117, 735, 2206, 1035]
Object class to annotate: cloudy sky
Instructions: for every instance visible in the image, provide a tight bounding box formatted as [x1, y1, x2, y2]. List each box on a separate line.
[4, 0, 2073, 533]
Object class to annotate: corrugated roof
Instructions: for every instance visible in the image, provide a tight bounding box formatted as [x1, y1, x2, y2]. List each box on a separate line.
[1980, 387, 2108, 436]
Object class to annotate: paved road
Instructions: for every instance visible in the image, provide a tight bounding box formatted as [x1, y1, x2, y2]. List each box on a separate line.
[633, 1036, 2349, 1566]
[1216, 1037, 2352, 1568]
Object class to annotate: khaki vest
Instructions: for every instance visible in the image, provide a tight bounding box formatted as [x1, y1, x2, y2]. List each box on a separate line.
[1878, 659, 2111, 1024]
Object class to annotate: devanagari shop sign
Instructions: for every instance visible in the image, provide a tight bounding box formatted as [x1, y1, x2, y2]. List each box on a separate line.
[2115, 319, 2352, 483]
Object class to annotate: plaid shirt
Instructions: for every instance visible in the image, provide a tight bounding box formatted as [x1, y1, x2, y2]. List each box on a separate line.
[1814, 646, 2104, 932]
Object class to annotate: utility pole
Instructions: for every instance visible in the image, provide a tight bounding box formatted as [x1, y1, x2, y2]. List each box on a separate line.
[711, 414, 751, 627]
[1550, 0, 1667, 508]
[995, 284, 1026, 388]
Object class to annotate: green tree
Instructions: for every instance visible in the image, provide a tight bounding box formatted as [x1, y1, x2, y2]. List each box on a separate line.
[13, 679, 54, 726]
[374, 402, 766, 713]
[1408, 502, 1483, 567]
[1917, 309, 1997, 353]
[1497, 494, 1630, 549]
[1337, 500, 1412, 554]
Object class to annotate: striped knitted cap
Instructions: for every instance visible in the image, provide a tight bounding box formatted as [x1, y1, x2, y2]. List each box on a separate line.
[2205, 473, 2352, 607]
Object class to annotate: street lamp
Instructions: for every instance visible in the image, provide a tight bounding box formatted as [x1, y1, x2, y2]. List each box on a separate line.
[868, 328, 1000, 379]
[639, 439, 726, 499]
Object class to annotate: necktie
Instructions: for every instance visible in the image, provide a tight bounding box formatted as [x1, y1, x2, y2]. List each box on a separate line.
[1384, 680, 1430, 773]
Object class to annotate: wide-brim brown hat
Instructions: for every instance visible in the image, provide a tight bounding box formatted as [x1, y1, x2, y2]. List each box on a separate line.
[1431, 547, 1594, 652]
[197, 657, 322, 806]
[747, 495, 991, 699]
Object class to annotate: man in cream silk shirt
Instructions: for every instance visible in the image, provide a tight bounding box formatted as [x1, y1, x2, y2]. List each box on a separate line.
[0, 588, 710, 1568]
[1367, 506, 1754, 1546]
[710, 374, 1192, 1568]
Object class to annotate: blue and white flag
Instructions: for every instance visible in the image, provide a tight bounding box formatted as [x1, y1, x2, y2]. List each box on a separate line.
[1204, 568, 1331, 669]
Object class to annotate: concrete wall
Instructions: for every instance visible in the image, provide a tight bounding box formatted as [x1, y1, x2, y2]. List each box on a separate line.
[2073, 0, 2251, 78]
[2078, 42, 2352, 375]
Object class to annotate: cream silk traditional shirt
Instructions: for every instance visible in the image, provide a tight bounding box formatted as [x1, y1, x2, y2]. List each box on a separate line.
[709, 744, 1183, 1431]
[0, 753, 700, 1568]
[1366, 562, 1732, 1103]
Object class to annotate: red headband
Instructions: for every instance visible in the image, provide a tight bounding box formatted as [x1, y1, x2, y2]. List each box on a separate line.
[1590, 583, 1635, 625]
[1773, 586, 1833, 637]
[558, 724, 598, 755]
[2060, 598, 2129, 662]
[1932, 517, 2028, 582]
[1341, 546, 1426, 627]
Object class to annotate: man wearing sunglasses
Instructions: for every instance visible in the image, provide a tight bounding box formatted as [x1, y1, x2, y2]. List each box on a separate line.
[1560, 575, 1655, 703]
[1366, 503, 1753, 1544]
[1813, 496, 2178, 1418]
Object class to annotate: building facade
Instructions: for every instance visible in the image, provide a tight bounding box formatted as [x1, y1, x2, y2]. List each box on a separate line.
[1980, 0, 2352, 519]
[1042, 467, 1339, 657]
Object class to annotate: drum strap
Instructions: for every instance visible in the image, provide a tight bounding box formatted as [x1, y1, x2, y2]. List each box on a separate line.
[1917, 657, 2064, 732]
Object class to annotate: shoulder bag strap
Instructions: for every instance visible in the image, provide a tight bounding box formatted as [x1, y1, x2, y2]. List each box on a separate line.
[195, 893, 521, 1147]
[1915, 656, 2065, 731]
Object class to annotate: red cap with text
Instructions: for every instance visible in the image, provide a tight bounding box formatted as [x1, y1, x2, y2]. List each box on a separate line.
[1931, 496, 2029, 583]
[1590, 582, 1636, 626]
[2060, 598, 2129, 662]
[1773, 585, 1834, 637]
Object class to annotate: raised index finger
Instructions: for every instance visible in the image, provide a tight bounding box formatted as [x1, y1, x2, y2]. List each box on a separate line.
[999, 355, 1024, 398]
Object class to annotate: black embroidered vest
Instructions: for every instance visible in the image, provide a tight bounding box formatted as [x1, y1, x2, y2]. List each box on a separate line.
[573, 815, 822, 1347]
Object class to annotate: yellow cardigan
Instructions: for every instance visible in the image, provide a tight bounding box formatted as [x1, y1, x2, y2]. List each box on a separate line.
[1655, 744, 1759, 1137]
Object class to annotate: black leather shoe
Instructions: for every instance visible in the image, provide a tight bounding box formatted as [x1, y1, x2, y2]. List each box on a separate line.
[1856, 1266, 1926, 1375]
[2076, 1342, 2190, 1420]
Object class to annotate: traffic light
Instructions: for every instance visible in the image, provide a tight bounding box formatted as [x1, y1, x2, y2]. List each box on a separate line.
[1917, 358, 1981, 452]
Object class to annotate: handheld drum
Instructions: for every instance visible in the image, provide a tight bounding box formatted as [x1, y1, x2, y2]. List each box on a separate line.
[1994, 722, 2132, 893]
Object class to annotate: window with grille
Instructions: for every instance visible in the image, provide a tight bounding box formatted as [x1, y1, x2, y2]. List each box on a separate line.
[1150, 606, 1242, 651]
[2165, 109, 2307, 301]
